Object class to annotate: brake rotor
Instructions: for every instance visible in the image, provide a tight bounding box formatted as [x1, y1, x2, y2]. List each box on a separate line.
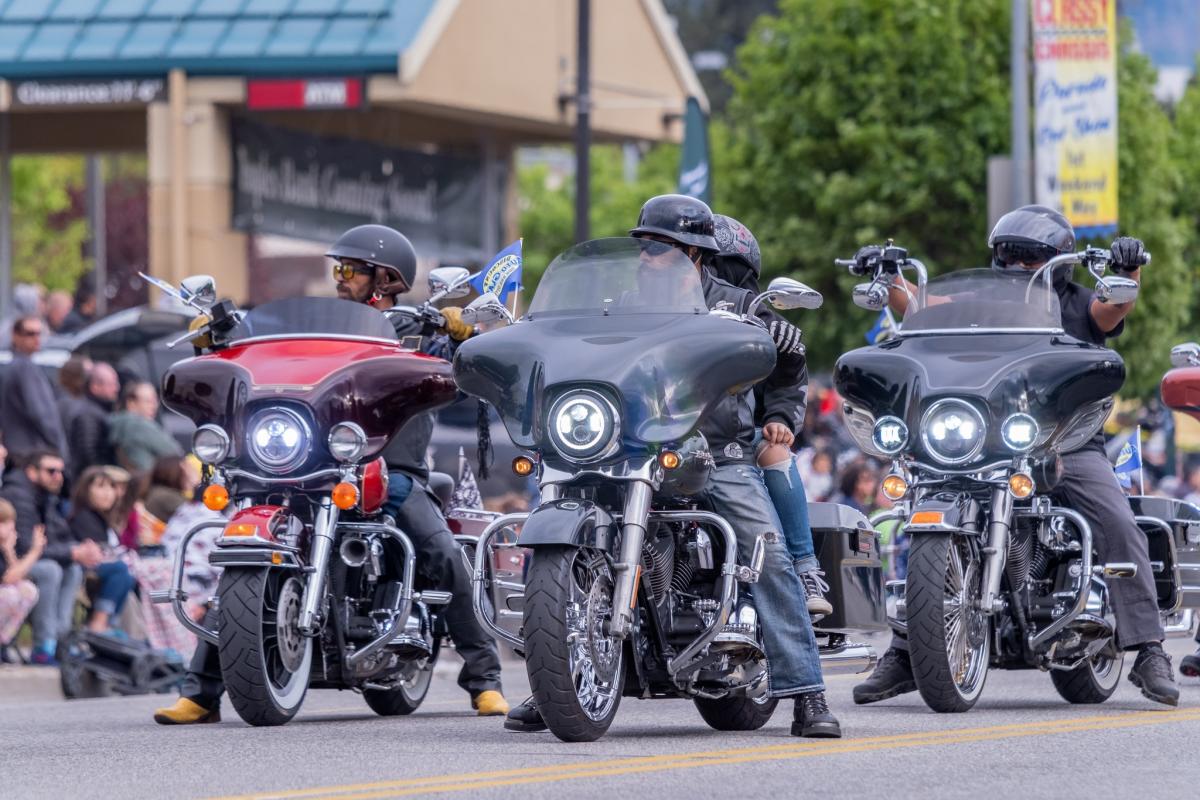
[584, 574, 620, 684]
[276, 577, 306, 674]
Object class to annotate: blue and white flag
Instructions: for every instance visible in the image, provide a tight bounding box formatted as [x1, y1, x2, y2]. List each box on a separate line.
[469, 239, 523, 304]
[1113, 427, 1142, 489]
[865, 310, 892, 344]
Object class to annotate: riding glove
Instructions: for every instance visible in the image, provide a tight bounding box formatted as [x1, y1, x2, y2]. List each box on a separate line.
[1110, 237, 1147, 273]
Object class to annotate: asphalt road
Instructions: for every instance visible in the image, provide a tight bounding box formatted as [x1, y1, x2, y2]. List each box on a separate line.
[4, 633, 1200, 800]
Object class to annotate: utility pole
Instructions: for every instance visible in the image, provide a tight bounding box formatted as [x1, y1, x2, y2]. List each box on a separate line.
[86, 155, 107, 317]
[1011, 0, 1033, 207]
[574, 0, 591, 243]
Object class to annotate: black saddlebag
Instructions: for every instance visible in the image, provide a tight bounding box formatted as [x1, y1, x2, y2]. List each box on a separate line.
[808, 502, 888, 634]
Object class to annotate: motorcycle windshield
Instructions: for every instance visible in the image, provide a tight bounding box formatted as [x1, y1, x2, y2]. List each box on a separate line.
[901, 269, 1062, 333]
[527, 237, 707, 318]
[230, 296, 398, 342]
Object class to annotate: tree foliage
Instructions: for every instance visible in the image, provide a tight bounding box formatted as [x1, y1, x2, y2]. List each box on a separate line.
[11, 155, 89, 292]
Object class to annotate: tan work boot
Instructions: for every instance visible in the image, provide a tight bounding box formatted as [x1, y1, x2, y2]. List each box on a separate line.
[472, 690, 510, 716]
[153, 697, 220, 725]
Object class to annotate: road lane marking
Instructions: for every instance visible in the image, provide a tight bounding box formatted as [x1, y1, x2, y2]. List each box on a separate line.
[208, 707, 1200, 800]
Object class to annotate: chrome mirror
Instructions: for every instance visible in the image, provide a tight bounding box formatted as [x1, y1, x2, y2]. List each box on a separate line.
[458, 291, 513, 327]
[1095, 276, 1139, 306]
[428, 266, 472, 299]
[1170, 342, 1200, 368]
[762, 277, 823, 311]
[180, 275, 217, 309]
[853, 281, 888, 312]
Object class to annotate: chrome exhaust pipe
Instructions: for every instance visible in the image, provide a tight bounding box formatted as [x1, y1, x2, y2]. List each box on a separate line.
[818, 641, 877, 675]
[339, 536, 369, 568]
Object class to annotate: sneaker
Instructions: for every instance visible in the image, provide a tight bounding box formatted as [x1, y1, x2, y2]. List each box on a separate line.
[30, 649, 59, 668]
[852, 647, 916, 705]
[0, 643, 19, 665]
[790, 691, 841, 738]
[1180, 649, 1200, 678]
[796, 564, 833, 618]
[1128, 642, 1180, 706]
[503, 696, 547, 732]
[472, 689, 510, 716]
[153, 697, 221, 725]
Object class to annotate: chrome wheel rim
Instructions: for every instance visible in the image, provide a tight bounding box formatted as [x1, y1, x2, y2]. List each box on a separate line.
[261, 573, 312, 708]
[565, 553, 622, 723]
[943, 539, 989, 700]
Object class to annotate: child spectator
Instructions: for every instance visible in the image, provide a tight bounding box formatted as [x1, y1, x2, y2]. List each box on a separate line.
[0, 498, 42, 663]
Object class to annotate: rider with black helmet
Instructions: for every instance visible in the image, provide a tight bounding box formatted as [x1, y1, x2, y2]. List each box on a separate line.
[507, 195, 841, 739]
[851, 205, 1178, 708]
[154, 225, 508, 725]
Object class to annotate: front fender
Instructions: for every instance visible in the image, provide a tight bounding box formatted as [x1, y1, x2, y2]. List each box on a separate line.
[517, 499, 617, 551]
[905, 492, 981, 534]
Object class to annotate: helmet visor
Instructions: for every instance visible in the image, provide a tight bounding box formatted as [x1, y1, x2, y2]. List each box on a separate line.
[993, 241, 1060, 268]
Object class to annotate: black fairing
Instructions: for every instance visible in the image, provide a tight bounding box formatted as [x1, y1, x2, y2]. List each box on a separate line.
[453, 313, 776, 453]
[835, 332, 1125, 457]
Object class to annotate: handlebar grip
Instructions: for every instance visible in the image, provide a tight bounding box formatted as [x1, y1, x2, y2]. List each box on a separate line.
[1141, 252, 1151, 266]
[834, 259, 856, 267]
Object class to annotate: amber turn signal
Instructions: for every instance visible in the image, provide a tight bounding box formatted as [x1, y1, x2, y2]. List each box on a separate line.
[659, 451, 682, 470]
[910, 510, 945, 526]
[332, 481, 359, 510]
[202, 484, 229, 511]
[1009, 473, 1035, 499]
[223, 522, 258, 537]
[512, 456, 535, 476]
[881, 474, 909, 501]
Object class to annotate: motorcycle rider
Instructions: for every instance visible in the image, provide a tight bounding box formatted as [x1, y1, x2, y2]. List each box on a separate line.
[851, 204, 1179, 707]
[154, 224, 509, 724]
[507, 195, 840, 738]
[709, 214, 832, 617]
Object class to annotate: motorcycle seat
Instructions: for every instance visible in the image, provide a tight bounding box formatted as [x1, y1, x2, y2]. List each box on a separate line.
[428, 471, 456, 508]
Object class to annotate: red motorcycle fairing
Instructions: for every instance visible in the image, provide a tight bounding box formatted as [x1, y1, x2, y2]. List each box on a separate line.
[220, 505, 288, 544]
[361, 458, 388, 514]
[162, 338, 457, 461]
[1161, 366, 1200, 423]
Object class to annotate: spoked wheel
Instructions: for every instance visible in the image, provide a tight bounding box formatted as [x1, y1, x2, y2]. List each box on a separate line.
[1051, 650, 1125, 704]
[907, 534, 990, 713]
[364, 641, 441, 716]
[524, 546, 624, 742]
[217, 568, 313, 726]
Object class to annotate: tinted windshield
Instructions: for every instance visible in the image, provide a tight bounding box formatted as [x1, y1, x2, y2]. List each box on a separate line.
[527, 238, 706, 317]
[901, 269, 1062, 333]
[231, 297, 397, 341]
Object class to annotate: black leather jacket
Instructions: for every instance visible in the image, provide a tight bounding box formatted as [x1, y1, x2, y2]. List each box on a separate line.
[698, 269, 809, 465]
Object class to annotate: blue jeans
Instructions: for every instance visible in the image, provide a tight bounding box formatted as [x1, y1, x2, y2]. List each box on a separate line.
[382, 471, 416, 520]
[27, 559, 83, 648]
[92, 560, 135, 618]
[761, 455, 819, 573]
[699, 463, 825, 697]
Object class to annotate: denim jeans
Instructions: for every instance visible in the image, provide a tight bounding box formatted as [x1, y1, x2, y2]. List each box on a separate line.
[26, 559, 83, 648]
[92, 560, 135, 618]
[699, 463, 824, 697]
[761, 455, 819, 573]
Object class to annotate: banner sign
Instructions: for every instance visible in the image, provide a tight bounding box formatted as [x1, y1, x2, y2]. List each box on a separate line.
[246, 78, 364, 110]
[1032, 0, 1119, 238]
[11, 78, 166, 107]
[231, 117, 486, 255]
[677, 96, 711, 203]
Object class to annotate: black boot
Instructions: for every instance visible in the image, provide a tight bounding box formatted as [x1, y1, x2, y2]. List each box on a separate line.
[1128, 642, 1180, 706]
[852, 647, 916, 705]
[790, 691, 841, 738]
[1180, 648, 1200, 679]
[503, 696, 547, 732]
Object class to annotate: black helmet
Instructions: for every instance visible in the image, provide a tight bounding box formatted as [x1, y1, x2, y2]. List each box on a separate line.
[711, 214, 762, 289]
[326, 224, 417, 293]
[988, 205, 1075, 273]
[630, 194, 719, 252]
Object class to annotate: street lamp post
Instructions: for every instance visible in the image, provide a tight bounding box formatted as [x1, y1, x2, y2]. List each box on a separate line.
[574, 0, 591, 243]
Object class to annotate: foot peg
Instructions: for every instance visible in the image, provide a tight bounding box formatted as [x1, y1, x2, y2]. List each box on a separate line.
[415, 590, 452, 605]
[149, 589, 186, 605]
[1094, 563, 1137, 578]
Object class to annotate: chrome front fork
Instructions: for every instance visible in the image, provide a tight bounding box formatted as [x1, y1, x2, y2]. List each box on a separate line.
[607, 480, 652, 638]
[298, 497, 339, 635]
[980, 486, 1013, 614]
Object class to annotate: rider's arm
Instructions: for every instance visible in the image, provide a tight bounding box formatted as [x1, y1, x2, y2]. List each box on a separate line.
[755, 307, 808, 436]
[1089, 266, 1140, 334]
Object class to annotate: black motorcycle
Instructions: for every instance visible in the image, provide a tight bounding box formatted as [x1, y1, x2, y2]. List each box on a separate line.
[834, 244, 1196, 712]
[454, 238, 886, 741]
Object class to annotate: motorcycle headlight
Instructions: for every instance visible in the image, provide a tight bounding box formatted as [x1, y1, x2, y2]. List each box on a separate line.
[871, 416, 908, 455]
[246, 408, 311, 474]
[328, 422, 368, 463]
[548, 390, 619, 461]
[1001, 413, 1039, 452]
[921, 399, 986, 465]
[192, 424, 230, 465]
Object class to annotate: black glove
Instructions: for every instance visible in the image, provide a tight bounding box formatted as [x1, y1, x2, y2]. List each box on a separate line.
[768, 319, 805, 356]
[851, 245, 883, 276]
[1110, 237, 1147, 272]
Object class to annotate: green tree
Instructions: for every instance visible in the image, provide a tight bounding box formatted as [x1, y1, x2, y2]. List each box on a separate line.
[11, 155, 89, 292]
[1169, 56, 1200, 315]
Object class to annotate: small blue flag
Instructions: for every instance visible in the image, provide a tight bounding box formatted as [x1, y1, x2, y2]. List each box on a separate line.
[865, 310, 892, 344]
[1114, 431, 1142, 477]
[469, 239, 523, 304]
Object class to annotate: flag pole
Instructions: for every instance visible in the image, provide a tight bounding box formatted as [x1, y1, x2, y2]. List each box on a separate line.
[1137, 425, 1145, 495]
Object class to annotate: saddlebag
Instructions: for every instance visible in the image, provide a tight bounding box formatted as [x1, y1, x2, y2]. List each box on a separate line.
[1129, 496, 1200, 611]
[808, 502, 888, 634]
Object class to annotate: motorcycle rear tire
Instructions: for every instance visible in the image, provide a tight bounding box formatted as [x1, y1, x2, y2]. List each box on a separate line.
[1050, 652, 1124, 704]
[218, 567, 312, 727]
[693, 695, 778, 731]
[363, 643, 440, 716]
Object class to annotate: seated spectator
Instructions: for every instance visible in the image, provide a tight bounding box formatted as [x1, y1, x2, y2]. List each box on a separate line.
[68, 467, 136, 634]
[67, 362, 119, 479]
[0, 499, 43, 663]
[833, 459, 880, 516]
[143, 456, 195, 532]
[109, 380, 182, 473]
[46, 290, 73, 335]
[0, 450, 89, 666]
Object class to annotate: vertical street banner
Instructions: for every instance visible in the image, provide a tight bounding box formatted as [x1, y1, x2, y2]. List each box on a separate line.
[1031, 0, 1119, 238]
[677, 96, 711, 204]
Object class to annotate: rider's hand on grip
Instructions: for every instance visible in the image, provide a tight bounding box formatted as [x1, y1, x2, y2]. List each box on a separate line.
[440, 306, 474, 341]
[1110, 237, 1148, 273]
[768, 320, 806, 356]
[851, 245, 883, 276]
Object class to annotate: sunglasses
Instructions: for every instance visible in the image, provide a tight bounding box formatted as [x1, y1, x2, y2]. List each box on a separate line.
[14, 327, 43, 337]
[39, 465, 63, 476]
[333, 261, 375, 282]
[994, 241, 1059, 267]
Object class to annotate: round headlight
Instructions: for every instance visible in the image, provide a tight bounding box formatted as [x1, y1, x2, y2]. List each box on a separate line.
[872, 416, 908, 455]
[548, 390, 618, 460]
[1001, 413, 1039, 452]
[192, 424, 230, 465]
[921, 399, 986, 465]
[246, 408, 311, 474]
[328, 422, 368, 463]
